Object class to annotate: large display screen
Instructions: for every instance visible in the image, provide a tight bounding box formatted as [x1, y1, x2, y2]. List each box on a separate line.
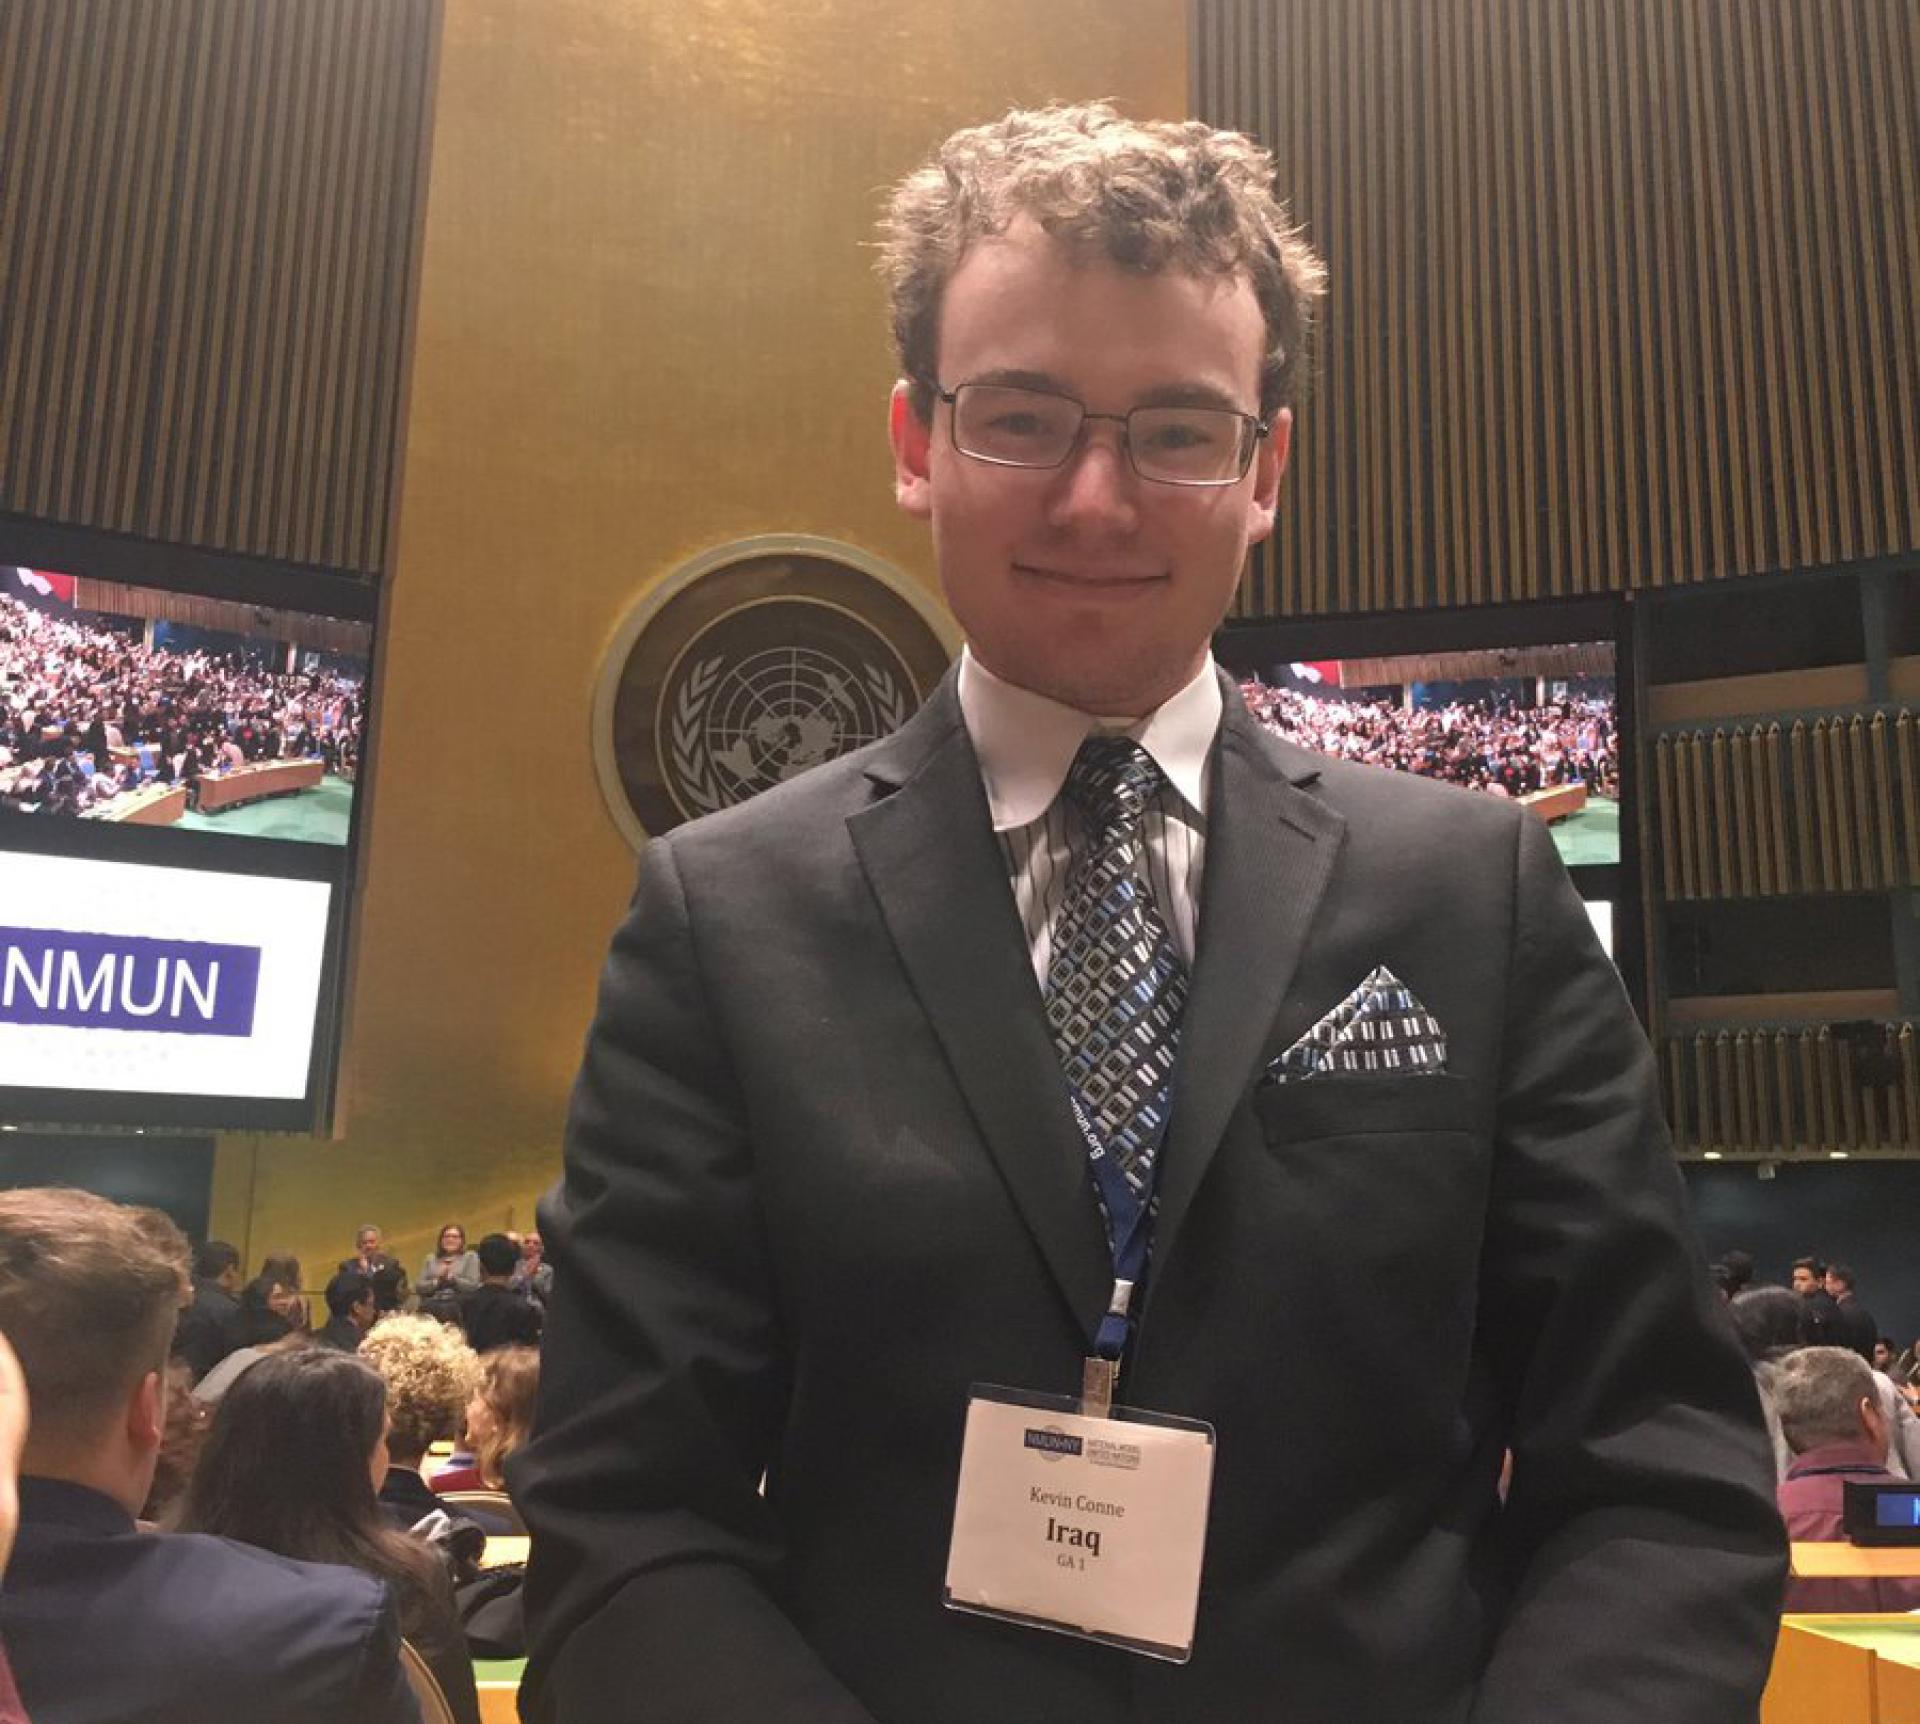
[0, 519, 375, 1132]
[1215, 596, 1642, 1021]
[1236, 643, 1619, 869]
[0, 850, 333, 1106]
[1, 565, 367, 847]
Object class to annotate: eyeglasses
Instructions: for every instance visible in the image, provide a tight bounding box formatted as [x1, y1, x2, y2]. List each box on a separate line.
[931, 381, 1269, 487]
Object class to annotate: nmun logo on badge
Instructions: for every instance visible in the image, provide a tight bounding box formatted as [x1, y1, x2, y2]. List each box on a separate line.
[593, 537, 958, 845]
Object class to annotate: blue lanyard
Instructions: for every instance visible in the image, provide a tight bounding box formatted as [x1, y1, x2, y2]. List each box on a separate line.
[1065, 1085, 1169, 1365]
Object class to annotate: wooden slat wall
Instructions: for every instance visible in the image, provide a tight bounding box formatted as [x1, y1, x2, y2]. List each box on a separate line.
[1653, 709, 1920, 898]
[0, 0, 436, 577]
[70, 578, 373, 655]
[1663, 1022, 1919, 1156]
[1194, 0, 1920, 616]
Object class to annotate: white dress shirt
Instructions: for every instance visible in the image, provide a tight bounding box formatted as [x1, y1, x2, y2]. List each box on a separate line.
[956, 647, 1219, 987]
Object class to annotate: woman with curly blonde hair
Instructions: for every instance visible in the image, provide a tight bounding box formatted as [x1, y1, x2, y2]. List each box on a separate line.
[358, 1313, 479, 1531]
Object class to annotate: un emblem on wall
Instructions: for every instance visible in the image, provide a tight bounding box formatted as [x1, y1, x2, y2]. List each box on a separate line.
[593, 537, 957, 845]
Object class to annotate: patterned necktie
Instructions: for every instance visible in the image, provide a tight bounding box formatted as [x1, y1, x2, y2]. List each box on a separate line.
[1044, 735, 1189, 1194]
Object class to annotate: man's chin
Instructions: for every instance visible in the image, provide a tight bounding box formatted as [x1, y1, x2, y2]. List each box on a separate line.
[999, 653, 1203, 720]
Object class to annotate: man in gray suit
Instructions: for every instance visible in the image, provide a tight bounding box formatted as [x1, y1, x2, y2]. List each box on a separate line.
[518, 103, 1784, 1723]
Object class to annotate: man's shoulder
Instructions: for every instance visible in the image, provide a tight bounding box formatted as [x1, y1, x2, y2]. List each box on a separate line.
[6, 1520, 400, 1712]
[35, 1514, 388, 1614]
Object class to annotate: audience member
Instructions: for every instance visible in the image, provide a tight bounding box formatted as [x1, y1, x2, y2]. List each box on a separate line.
[1776, 1347, 1920, 1613]
[256, 1252, 310, 1331]
[1731, 1287, 1920, 1482]
[508, 1231, 552, 1307]
[1875, 1337, 1898, 1375]
[1824, 1263, 1878, 1362]
[172, 1239, 244, 1380]
[433, 1346, 540, 1496]
[190, 1275, 309, 1405]
[343, 1223, 412, 1312]
[1790, 1257, 1843, 1347]
[176, 1348, 481, 1724]
[360, 1314, 482, 1533]
[1729, 1288, 1807, 1477]
[1711, 1249, 1755, 1301]
[462, 1234, 544, 1355]
[139, 1357, 209, 1526]
[419, 1225, 481, 1321]
[0, 1187, 421, 1722]
[319, 1269, 380, 1352]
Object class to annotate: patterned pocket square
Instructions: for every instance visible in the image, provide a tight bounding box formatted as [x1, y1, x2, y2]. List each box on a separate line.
[1266, 965, 1448, 1081]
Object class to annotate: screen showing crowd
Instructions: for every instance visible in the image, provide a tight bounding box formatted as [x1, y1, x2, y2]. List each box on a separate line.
[1240, 644, 1619, 868]
[0, 567, 367, 847]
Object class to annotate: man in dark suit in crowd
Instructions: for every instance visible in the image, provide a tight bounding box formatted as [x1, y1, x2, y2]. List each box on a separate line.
[342, 1222, 412, 1312]
[171, 1238, 244, 1380]
[1792, 1255, 1844, 1346]
[463, 1233, 544, 1355]
[517, 103, 1784, 1724]
[1825, 1263, 1879, 1362]
[317, 1268, 379, 1351]
[0, 1188, 421, 1723]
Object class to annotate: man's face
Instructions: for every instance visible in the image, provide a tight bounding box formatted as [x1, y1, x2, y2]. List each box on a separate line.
[891, 221, 1289, 717]
[357, 1229, 379, 1258]
[1791, 1266, 1819, 1295]
[1826, 1270, 1847, 1299]
[354, 1292, 377, 1330]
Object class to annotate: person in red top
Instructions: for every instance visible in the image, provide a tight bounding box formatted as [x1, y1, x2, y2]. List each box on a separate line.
[1776, 1345, 1920, 1612]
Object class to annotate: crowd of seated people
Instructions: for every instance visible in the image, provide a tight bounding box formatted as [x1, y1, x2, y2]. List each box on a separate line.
[176, 1347, 484, 1724]
[1239, 675, 1620, 803]
[0, 1194, 553, 1720]
[0, 591, 363, 817]
[1712, 1249, 1920, 1612]
[0, 1188, 424, 1721]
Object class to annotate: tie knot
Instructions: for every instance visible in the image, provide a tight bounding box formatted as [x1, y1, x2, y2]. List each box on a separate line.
[1064, 734, 1162, 842]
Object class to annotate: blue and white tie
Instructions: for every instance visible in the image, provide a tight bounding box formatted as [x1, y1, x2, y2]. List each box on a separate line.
[1044, 735, 1189, 1194]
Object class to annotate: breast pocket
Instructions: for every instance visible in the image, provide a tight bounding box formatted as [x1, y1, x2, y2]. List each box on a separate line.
[1252, 1070, 1480, 1146]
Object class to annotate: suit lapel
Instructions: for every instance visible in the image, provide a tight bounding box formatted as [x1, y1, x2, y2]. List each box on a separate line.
[1149, 688, 1347, 1285]
[847, 676, 1113, 1342]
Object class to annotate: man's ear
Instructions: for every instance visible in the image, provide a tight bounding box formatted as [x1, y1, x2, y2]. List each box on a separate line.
[889, 381, 934, 520]
[127, 1368, 164, 1454]
[1244, 407, 1293, 548]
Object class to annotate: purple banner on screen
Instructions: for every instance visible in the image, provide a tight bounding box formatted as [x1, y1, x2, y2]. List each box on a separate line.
[0, 927, 260, 1037]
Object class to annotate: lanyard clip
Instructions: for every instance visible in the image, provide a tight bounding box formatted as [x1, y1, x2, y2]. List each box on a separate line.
[1081, 1354, 1117, 1419]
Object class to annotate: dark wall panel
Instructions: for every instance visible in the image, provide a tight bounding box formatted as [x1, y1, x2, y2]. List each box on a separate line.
[0, 0, 436, 576]
[0, 1136, 213, 1243]
[1684, 1159, 1920, 1348]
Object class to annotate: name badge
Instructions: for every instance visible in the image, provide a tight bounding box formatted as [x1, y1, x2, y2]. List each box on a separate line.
[943, 1384, 1216, 1662]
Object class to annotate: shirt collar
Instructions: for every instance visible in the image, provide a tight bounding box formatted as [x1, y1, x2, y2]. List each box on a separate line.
[19, 1477, 137, 1535]
[1783, 1438, 1892, 1478]
[957, 648, 1221, 833]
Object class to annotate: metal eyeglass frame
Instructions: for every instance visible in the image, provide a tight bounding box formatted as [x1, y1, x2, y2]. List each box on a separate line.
[927, 380, 1270, 487]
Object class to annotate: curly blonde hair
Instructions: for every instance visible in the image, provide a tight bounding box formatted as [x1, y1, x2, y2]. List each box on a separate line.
[359, 1313, 479, 1463]
[878, 101, 1327, 422]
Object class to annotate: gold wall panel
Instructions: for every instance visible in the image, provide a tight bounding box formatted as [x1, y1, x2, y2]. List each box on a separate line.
[0, 0, 435, 573]
[1194, 0, 1920, 615]
[212, 0, 1187, 1272]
